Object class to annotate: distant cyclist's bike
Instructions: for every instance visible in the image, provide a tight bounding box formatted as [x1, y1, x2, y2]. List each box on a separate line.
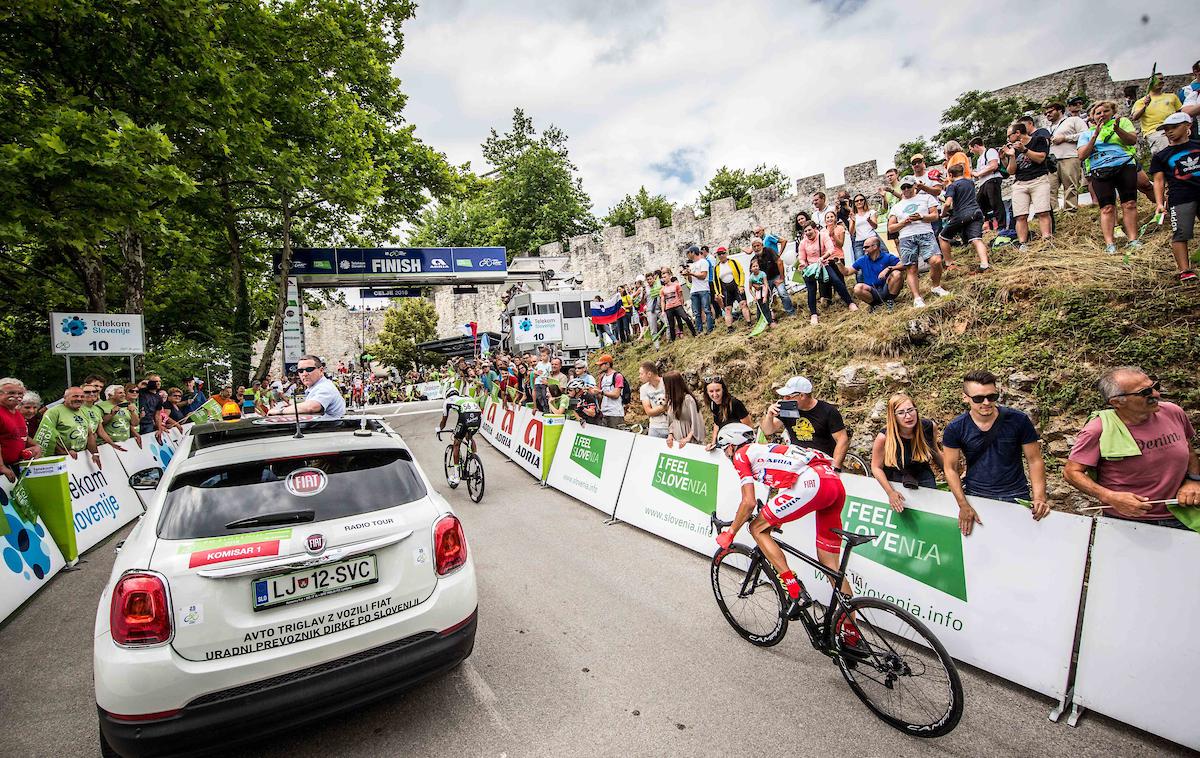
[710, 509, 963, 737]
[437, 429, 485, 502]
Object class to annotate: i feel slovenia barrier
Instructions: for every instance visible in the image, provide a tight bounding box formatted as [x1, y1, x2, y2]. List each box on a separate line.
[0, 469, 68, 623]
[780, 475, 1092, 705]
[1070, 519, 1200, 750]
[545, 420, 638, 515]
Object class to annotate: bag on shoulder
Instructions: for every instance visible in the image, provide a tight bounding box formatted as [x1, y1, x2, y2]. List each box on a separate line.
[615, 372, 631, 405]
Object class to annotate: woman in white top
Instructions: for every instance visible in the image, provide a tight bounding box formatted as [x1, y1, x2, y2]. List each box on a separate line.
[848, 193, 882, 260]
[663, 371, 705, 449]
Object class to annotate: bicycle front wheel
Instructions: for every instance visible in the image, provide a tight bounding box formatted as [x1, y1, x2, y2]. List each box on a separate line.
[465, 454, 485, 502]
[443, 445, 459, 489]
[710, 544, 787, 647]
[831, 596, 963, 737]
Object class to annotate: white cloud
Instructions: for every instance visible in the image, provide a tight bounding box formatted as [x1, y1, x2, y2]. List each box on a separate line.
[396, 0, 1198, 214]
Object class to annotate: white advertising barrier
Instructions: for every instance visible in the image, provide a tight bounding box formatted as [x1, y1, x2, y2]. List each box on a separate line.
[112, 435, 183, 508]
[611, 435, 754, 555]
[479, 397, 500, 445]
[545, 420, 637, 516]
[418, 381, 444, 400]
[780, 474, 1090, 703]
[0, 475, 67, 623]
[485, 401, 522, 460]
[508, 405, 557, 480]
[1072, 519, 1199, 750]
[68, 446, 145, 555]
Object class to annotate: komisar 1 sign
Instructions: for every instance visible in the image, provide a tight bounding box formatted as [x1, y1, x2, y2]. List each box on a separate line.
[50, 312, 145, 355]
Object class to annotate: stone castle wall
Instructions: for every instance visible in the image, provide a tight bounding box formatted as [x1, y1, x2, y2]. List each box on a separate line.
[254, 305, 387, 378]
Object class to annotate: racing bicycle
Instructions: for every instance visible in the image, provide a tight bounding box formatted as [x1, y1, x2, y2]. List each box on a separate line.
[709, 509, 963, 737]
[437, 429, 485, 503]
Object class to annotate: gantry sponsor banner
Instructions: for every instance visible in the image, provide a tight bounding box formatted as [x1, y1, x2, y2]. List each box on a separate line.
[611, 436, 751, 555]
[1072, 519, 1199, 750]
[781, 474, 1090, 702]
[0, 474, 67, 623]
[545, 421, 637, 515]
[68, 446, 145, 554]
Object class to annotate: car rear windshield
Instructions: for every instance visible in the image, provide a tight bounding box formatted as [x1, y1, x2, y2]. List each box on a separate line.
[157, 449, 427, 540]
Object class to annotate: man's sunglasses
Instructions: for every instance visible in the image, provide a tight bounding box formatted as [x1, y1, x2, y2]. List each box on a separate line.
[1112, 381, 1162, 399]
[967, 392, 1000, 404]
[296, 366, 320, 374]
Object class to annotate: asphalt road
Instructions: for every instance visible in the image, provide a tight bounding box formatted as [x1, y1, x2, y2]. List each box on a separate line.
[0, 402, 1189, 757]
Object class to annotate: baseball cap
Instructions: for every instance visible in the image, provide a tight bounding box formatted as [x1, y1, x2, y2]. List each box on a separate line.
[716, 246, 729, 255]
[910, 153, 925, 162]
[685, 245, 701, 255]
[776, 376, 813, 396]
[898, 176, 917, 188]
[1158, 112, 1192, 130]
[1068, 96, 1086, 106]
[597, 354, 614, 365]
[762, 234, 780, 252]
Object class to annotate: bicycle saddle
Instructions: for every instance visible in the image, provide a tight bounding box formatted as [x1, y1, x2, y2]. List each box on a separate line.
[831, 528, 876, 547]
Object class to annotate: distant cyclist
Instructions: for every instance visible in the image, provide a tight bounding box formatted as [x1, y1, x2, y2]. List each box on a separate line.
[437, 388, 481, 485]
[713, 423, 858, 632]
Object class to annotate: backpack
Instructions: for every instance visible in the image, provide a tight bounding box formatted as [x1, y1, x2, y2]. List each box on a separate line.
[615, 372, 631, 405]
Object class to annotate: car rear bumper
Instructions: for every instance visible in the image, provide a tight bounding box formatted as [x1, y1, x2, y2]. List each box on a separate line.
[99, 609, 477, 758]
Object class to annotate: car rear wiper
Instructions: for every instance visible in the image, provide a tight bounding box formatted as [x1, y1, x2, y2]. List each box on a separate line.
[224, 510, 316, 529]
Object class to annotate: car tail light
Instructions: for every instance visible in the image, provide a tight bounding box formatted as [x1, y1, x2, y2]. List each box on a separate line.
[110, 573, 172, 646]
[433, 515, 467, 575]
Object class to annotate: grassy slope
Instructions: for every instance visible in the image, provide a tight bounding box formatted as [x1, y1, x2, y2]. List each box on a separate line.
[607, 207, 1200, 507]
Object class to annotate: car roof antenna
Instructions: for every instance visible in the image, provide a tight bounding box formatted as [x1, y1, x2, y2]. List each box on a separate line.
[353, 413, 371, 437]
[292, 381, 304, 439]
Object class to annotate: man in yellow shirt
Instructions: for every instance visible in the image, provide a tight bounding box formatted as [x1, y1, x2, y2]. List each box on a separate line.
[1131, 75, 1183, 155]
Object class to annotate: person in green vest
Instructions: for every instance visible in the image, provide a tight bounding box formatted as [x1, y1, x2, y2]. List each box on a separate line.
[98, 385, 143, 447]
[81, 378, 126, 450]
[35, 387, 100, 465]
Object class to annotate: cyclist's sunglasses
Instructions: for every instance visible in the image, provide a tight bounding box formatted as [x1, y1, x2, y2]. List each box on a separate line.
[967, 392, 1000, 404]
[1111, 381, 1162, 399]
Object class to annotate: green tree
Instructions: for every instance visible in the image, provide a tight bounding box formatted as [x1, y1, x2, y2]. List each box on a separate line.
[696, 164, 789, 217]
[893, 137, 940, 176]
[368, 299, 441, 371]
[932, 90, 1039, 151]
[602, 186, 674, 234]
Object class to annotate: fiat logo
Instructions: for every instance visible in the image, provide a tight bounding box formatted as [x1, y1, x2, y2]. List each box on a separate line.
[285, 467, 328, 496]
[306, 534, 326, 555]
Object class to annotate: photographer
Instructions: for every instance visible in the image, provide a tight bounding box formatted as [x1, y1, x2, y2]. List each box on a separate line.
[1002, 122, 1053, 251]
[565, 379, 599, 427]
[759, 375, 849, 470]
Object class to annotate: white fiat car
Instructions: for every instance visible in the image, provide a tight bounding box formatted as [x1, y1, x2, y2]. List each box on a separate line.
[94, 416, 477, 758]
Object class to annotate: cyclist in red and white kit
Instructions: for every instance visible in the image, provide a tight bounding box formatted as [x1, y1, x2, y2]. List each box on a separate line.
[713, 423, 854, 605]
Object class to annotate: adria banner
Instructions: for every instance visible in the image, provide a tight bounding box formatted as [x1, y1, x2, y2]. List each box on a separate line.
[782, 474, 1090, 703]
[1072, 519, 1200, 750]
[611, 435, 751, 555]
[546, 421, 637, 516]
[508, 407, 564, 481]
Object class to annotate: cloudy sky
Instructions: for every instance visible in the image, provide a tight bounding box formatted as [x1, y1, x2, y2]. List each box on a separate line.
[395, 0, 1195, 216]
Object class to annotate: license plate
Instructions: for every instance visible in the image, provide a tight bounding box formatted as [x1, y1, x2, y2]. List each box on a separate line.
[252, 555, 378, 611]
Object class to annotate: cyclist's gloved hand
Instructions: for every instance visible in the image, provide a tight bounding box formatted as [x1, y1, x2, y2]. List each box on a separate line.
[715, 530, 735, 549]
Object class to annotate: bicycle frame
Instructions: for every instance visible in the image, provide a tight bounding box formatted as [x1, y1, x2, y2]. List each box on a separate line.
[437, 429, 478, 475]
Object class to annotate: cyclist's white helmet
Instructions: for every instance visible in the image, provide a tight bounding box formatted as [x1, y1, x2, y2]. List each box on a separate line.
[567, 379, 587, 390]
[716, 422, 756, 449]
[446, 387, 460, 398]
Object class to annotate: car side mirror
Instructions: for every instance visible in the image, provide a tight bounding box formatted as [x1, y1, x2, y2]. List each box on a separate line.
[129, 467, 163, 490]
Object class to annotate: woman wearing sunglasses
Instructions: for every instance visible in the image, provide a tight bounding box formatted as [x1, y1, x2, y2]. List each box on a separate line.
[849, 194, 883, 261]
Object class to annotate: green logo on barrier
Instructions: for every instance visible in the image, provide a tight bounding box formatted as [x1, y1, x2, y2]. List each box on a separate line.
[570, 434, 606, 478]
[652, 454, 719, 514]
[843, 497, 967, 602]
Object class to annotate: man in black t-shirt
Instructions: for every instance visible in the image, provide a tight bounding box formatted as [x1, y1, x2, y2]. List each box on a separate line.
[1150, 112, 1200, 284]
[758, 375, 849, 469]
[1002, 122, 1053, 250]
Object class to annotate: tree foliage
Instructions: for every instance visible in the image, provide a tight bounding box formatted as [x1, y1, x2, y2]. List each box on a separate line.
[0, 0, 451, 396]
[410, 109, 596, 257]
[893, 137, 941, 176]
[602, 186, 674, 234]
[932, 90, 1040, 151]
[367, 299, 441, 371]
[696, 164, 789, 217]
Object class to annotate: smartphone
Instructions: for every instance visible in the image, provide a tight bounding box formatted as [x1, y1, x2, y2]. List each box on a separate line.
[778, 399, 801, 420]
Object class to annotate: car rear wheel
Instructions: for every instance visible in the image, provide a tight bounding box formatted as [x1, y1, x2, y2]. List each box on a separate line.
[99, 727, 119, 758]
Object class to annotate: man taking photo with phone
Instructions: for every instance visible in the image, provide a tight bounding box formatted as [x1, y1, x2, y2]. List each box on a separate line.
[759, 375, 849, 471]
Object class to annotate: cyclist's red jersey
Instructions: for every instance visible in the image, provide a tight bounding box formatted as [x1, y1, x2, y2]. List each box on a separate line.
[731, 443, 835, 490]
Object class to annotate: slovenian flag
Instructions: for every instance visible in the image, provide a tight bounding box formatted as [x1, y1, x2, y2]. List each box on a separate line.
[590, 295, 625, 325]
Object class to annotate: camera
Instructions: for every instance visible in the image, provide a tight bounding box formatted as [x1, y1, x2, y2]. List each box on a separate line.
[777, 399, 801, 420]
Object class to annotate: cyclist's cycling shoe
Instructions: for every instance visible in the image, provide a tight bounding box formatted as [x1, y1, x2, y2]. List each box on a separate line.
[837, 618, 871, 661]
[786, 591, 813, 620]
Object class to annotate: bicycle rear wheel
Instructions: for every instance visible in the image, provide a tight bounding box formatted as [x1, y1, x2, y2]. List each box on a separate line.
[710, 544, 787, 647]
[465, 454, 485, 502]
[443, 445, 459, 489]
[831, 596, 963, 737]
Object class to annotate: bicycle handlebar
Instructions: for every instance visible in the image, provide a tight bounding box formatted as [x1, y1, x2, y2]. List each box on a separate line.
[710, 499, 764, 532]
